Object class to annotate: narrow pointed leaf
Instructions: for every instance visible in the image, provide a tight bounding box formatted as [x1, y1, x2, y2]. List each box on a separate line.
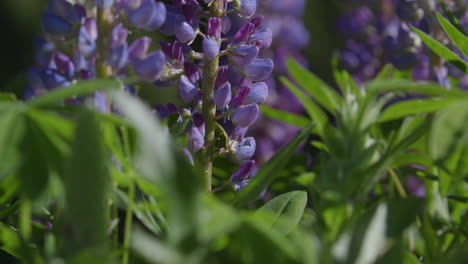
[260, 105, 310, 128]
[436, 12, 468, 57]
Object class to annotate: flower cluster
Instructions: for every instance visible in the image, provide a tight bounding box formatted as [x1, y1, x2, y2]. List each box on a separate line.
[27, 0, 273, 192]
[236, 0, 310, 165]
[337, 0, 468, 87]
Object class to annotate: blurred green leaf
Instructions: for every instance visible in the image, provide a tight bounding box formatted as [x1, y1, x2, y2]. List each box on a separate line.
[257, 191, 307, 234]
[386, 197, 423, 237]
[287, 57, 341, 112]
[260, 105, 310, 128]
[0, 107, 25, 180]
[436, 13, 468, 57]
[234, 123, 314, 207]
[0, 93, 17, 102]
[367, 80, 466, 97]
[28, 79, 119, 108]
[375, 64, 394, 81]
[281, 77, 326, 132]
[429, 99, 468, 161]
[379, 97, 460, 122]
[412, 26, 468, 74]
[60, 110, 110, 258]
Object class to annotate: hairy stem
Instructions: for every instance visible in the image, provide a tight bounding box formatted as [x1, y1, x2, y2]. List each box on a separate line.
[200, 1, 223, 191]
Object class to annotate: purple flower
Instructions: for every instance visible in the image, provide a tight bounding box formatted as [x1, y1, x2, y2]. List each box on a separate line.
[53, 53, 75, 79]
[246, 82, 268, 104]
[250, 28, 272, 51]
[232, 104, 259, 127]
[231, 45, 259, 66]
[235, 137, 256, 162]
[179, 75, 197, 102]
[41, 13, 72, 36]
[203, 38, 220, 60]
[230, 160, 255, 184]
[208, 17, 222, 39]
[78, 18, 98, 57]
[133, 50, 166, 81]
[175, 21, 196, 43]
[129, 37, 152, 61]
[237, 0, 257, 18]
[188, 126, 204, 152]
[243, 59, 274, 81]
[128, 0, 166, 31]
[214, 82, 232, 109]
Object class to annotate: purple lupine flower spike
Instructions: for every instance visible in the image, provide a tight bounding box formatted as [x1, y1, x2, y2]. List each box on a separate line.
[232, 104, 259, 127]
[78, 18, 98, 57]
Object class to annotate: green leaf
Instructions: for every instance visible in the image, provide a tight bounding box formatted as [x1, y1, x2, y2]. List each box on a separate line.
[257, 191, 307, 234]
[429, 99, 468, 161]
[375, 64, 394, 81]
[0, 93, 17, 102]
[281, 77, 326, 132]
[61, 110, 110, 257]
[412, 26, 468, 74]
[287, 58, 341, 112]
[379, 97, 460, 122]
[111, 90, 174, 183]
[386, 197, 424, 237]
[28, 79, 119, 108]
[0, 108, 25, 180]
[260, 105, 310, 127]
[234, 123, 314, 207]
[366, 80, 466, 97]
[436, 13, 468, 57]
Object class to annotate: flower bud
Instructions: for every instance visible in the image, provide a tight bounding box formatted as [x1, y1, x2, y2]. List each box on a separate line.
[188, 126, 204, 152]
[184, 62, 200, 83]
[250, 28, 272, 51]
[41, 13, 72, 37]
[231, 45, 259, 66]
[203, 38, 220, 60]
[214, 82, 232, 109]
[235, 137, 256, 162]
[235, 0, 257, 18]
[129, 37, 152, 61]
[53, 53, 75, 79]
[246, 82, 268, 104]
[78, 18, 98, 57]
[230, 160, 255, 184]
[109, 43, 129, 70]
[222, 16, 232, 34]
[232, 104, 259, 127]
[175, 21, 196, 43]
[179, 75, 197, 102]
[128, 0, 166, 30]
[230, 86, 250, 107]
[243, 59, 273, 81]
[133, 50, 166, 81]
[208, 17, 222, 40]
[234, 22, 256, 43]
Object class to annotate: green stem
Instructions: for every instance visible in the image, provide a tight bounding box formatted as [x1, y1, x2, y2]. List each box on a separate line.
[122, 181, 135, 264]
[20, 197, 32, 240]
[388, 168, 408, 198]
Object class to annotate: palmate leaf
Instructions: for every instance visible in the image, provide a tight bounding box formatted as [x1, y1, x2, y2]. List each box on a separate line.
[436, 13, 468, 57]
[260, 105, 310, 128]
[257, 191, 307, 234]
[412, 26, 468, 74]
[234, 123, 314, 207]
